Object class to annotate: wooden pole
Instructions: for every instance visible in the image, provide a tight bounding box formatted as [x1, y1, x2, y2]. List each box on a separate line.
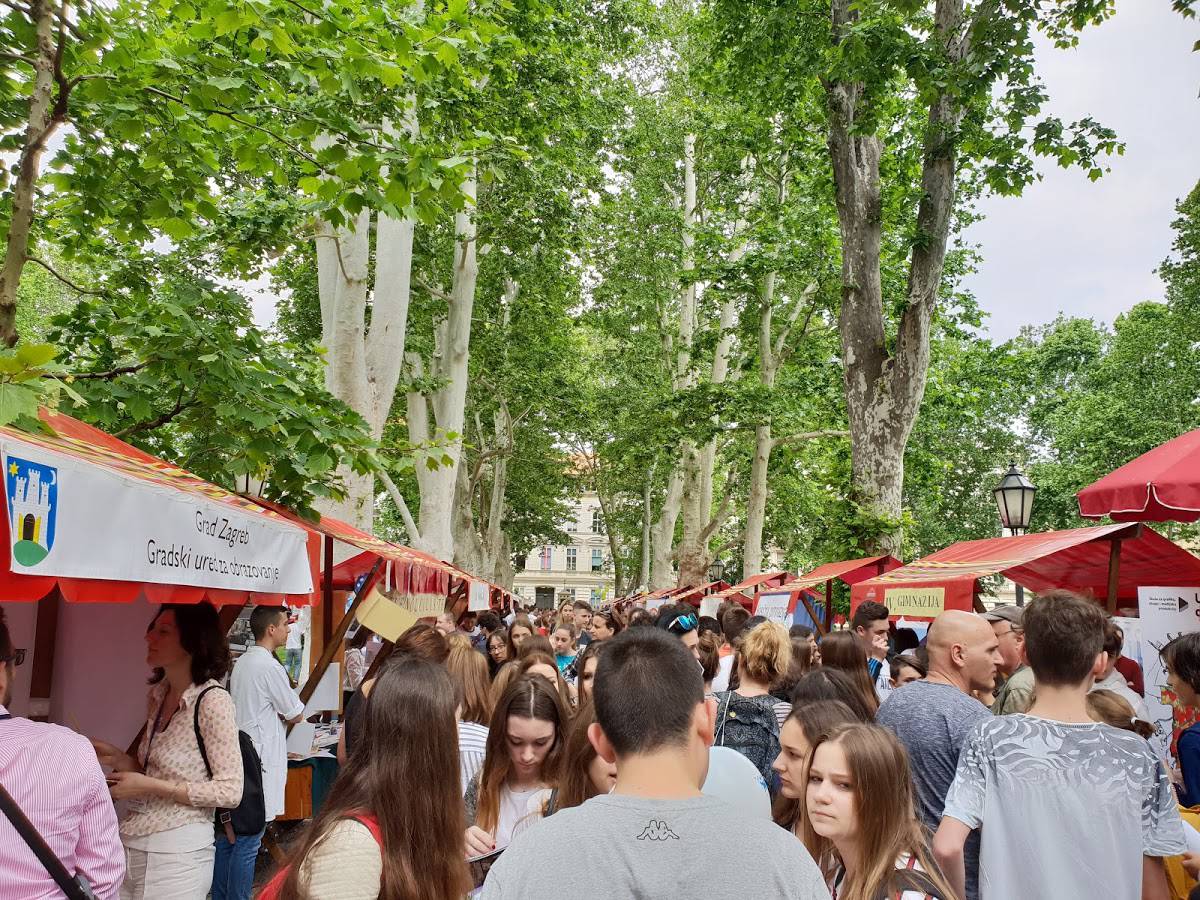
[1106, 539, 1121, 614]
[321, 535, 335, 648]
[28, 588, 60, 721]
[297, 557, 383, 708]
[824, 579, 833, 632]
[798, 590, 827, 637]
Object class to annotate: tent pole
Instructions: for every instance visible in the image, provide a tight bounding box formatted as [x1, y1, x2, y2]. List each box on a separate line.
[28, 588, 61, 722]
[297, 557, 383, 708]
[1106, 539, 1121, 614]
[824, 579, 833, 631]
[798, 590, 826, 637]
[321, 536, 334, 649]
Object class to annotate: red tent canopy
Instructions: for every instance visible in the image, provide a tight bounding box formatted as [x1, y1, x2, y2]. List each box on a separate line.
[0, 410, 317, 606]
[850, 524, 1200, 619]
[755, 556, 903, 632]
[1078, 428, 1200, 522]
[707, 571, 794, 609]
[671, 580, 732, 608]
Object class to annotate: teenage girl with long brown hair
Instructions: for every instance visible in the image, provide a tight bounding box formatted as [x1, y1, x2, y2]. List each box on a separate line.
[801, 723, 959, 900]
[264, 655, 470, 900]
[772, 700, 860, 836]
[818, 631, 881, 718]
[464, 675, 569, 856]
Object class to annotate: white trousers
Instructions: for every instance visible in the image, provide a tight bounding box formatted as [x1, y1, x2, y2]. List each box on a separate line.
[119, 843, 215, 900]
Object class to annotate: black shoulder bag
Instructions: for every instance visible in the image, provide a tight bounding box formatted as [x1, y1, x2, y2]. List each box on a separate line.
[194, 686, 267, 842]
[0, 779, 98, 900]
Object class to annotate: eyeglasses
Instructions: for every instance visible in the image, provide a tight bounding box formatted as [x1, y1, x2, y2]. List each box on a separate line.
[667, 613, 698, 634]
[1, 648, 25, 667]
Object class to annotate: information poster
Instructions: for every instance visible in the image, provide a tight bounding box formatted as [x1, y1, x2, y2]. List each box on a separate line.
[1137, 586, 1200, 760]
[754, 592, 791, 623]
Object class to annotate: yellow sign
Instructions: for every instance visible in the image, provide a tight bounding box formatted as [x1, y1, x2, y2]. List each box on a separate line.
[883, 586, 945, 618]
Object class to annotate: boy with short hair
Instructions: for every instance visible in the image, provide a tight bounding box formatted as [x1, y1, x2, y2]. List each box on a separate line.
[934, 590, 1184, 900]
[481, 628, 826, 899]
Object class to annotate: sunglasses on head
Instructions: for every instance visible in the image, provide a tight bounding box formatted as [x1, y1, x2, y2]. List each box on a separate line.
[667, 613, 697, 634]
[1, 648, 25, 667]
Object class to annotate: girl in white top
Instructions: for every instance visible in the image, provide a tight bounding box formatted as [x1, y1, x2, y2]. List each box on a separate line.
[800, 723, 960, 900]
[463, 674, 569, 856]
[266, 655, 470, 900]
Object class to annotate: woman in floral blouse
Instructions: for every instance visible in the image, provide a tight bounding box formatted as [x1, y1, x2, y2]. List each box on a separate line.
[92, 602, 243, 899]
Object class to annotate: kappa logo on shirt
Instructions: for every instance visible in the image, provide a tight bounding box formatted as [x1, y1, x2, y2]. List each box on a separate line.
[637, 819, 680, 841]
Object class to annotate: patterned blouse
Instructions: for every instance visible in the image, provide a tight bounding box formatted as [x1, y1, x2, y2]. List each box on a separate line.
[119, 678, 243, 839]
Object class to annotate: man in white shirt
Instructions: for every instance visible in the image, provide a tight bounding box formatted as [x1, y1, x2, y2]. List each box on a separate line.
[217, 606, 304, 900]
[284, 608, 305, 683]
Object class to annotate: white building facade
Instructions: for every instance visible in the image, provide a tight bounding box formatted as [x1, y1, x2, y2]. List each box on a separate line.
[513, 490, 615, 609]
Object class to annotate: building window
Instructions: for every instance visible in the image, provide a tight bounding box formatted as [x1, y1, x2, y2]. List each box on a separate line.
[590, 588, 602, 605]
[540, 545, 553, 571]
[565, 512, 577, 533]
[591, 509, 604, 534]
[566, 548, 577, 571]
[591, 549, 603, 573]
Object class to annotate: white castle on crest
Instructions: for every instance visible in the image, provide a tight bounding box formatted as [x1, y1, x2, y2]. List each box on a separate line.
[11, 467, 52, 546]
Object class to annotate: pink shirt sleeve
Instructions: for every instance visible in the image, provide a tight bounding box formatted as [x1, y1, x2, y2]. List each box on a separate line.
[73, 756, 125, 899]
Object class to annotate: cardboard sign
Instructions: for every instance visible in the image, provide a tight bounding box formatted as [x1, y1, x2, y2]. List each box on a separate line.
[754, 592, 791, 623]
[882, 586, 945, 618]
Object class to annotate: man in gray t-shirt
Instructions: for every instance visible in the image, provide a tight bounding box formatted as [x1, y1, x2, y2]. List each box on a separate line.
[876, 610, 1000, 900]
[481, 628, 826, 900]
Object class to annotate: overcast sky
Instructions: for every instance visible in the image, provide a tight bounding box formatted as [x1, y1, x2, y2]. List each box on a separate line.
[963, 3, 1200, 341]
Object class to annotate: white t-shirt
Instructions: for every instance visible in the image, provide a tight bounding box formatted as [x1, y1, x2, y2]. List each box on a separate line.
[1091, 669, 1151, 722]
[711, 655, 735, 693]
[496, 785, 542, 849]
[230, 645, 305, 820]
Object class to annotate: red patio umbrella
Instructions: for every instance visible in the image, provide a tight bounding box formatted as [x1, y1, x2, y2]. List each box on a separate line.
[1077, 428, 1200, 523]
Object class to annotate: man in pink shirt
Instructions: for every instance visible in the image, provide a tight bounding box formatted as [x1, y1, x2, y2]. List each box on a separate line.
[0, 608, 125, 899]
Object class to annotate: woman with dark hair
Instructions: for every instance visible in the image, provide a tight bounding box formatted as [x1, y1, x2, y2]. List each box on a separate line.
[507, 614, 536, 657]
[517, 649, 575, 711]
[889, 653, 927, 690]
[791, 669, 877, 724]
[817, 631, 881, 717]
[773, 637, 819, 702]
[343, 626, 373, 710]
[92, 602, 243, 899]
[486, 627, 510, 678]
[588, 609, 623, 643]
[463, 675, 569, 855]
[262, 656, 470, 900]
[570, 639, 604, 706]
[339, 622, 449, 763]
[1163, 632, 1200, 805]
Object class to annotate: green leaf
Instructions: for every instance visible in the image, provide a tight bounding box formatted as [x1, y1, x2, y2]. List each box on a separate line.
[0, 383, 41, 426]
[15, 344, 57, 367]
[160, 218, 195, 241]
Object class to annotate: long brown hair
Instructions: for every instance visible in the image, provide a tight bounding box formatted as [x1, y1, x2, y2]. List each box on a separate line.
[818, 631, 879, 716]
[547, 700, 606, 812]
[517, 651, 574, 712]
[800, 724, 959, 900]
[772, 700, 860, 831]
[1087, 689, 1154, 739]
[573, 640, 604, 707]
[446, 633, 493, 726]
[279, 656, 469, 900]
[507, 614, 536, 658]
[475, 675, 568, 834]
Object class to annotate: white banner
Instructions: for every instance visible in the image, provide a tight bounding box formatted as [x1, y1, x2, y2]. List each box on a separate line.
[1137, 586, 1200, 760]
[468, 580, 490, 612]
[3, 440, 313, 594]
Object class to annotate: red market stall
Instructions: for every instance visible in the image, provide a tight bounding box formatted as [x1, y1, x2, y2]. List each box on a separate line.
[758, 556, 904, 634]
[706, 571, 795, 610]
[850, 524, 1200, 619]
[1078, 428, 1200, 523]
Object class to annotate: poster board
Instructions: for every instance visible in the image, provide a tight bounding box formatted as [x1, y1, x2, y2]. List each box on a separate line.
[754, 592, 790, 623]
[1137, 586, 1200, 760]
[468, 580, 490, 612]
[699, 597, 720, 619]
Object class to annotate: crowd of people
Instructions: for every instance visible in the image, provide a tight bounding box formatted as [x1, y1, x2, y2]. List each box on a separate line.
[6, 587, 1200, 898]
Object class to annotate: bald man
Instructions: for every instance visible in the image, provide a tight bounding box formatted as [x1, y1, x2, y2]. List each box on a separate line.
[876, 611, 1002, 900]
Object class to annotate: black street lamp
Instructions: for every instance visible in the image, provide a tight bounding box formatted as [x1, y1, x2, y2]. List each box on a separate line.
[993, 462, 1036, 605]
[708, 559, 725, 583]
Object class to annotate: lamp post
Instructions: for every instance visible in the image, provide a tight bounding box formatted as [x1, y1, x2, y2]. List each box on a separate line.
[708, 559, 725, 583]
[993, 462, 1037, 606]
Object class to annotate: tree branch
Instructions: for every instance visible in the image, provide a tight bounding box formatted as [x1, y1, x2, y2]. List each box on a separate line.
[0, 51, 36, 65]
[71, 361, 148, 380]
[116, 391, 194, 437]
[376, 463, 421, 544]
[24, 254, 104, 296]
[770, 429, 849, 450]
[143, 87, 324, 169]
[415, 276, 453, 303]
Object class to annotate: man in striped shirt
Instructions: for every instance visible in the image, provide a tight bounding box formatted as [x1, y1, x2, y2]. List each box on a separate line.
[0, 607, 125, 898]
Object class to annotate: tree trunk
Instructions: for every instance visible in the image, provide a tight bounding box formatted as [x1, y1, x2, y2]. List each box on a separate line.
[412, 164, 479, 561]
[743, 422, 772, 577]
[638, 471, 653, 590]
[0, 0, 61, 346]
[650, 467, 683, 589]
[826, 0, 968, 553]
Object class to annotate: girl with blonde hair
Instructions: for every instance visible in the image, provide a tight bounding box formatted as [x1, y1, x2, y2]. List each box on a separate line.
[802, 723, 958, 900]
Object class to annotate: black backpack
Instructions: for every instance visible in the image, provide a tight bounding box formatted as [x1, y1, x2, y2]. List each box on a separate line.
[194, 686, 267, 837]
[713, 691, 782, 786]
